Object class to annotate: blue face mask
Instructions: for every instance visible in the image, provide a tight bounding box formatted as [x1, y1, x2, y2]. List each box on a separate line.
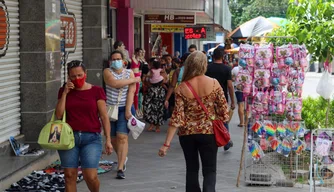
[111, 60, 123, 70]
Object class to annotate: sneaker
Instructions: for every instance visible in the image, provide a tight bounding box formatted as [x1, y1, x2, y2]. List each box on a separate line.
[123, 157, 128, 171]
[116, 170, 125, 179]
[224, 141, 234, 151]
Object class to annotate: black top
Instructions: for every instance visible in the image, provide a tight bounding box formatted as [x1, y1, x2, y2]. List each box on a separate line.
[141, 64, 149, 79]
[205, 63, 232, 102]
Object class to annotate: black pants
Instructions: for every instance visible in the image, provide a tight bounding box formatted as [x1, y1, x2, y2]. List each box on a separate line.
[179, 134, 218, 192]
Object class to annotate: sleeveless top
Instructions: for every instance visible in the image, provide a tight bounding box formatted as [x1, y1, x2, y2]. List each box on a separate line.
[106, 68, 131, 107]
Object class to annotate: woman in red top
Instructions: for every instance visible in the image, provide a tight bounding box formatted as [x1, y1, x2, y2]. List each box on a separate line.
[55, 60, 113, 192]
[131, 48, 144, 110]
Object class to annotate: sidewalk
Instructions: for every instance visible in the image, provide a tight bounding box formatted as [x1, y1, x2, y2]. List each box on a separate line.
[77, 114, 310, 192]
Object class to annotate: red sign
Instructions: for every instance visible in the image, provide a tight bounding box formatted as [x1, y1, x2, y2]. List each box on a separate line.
[110, 0, 118, 8]
[145, 14, 195, 25]
[184, 27, 206, 40]
[0, 0, 9, 58]
[61, 15, 76, 50]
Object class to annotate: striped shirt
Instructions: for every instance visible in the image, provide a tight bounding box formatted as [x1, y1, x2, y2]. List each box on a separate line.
[106, 68, 131, 107]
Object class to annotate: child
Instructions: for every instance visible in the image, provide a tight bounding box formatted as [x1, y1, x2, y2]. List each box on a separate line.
[149, 60, 164, 84]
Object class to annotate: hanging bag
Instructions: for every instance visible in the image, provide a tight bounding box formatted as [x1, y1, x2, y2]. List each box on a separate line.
[316, 60, 334, 99]
[38, 111, 75, 150]
[107, 71, 126, 121]
[185, 81, 230, 147]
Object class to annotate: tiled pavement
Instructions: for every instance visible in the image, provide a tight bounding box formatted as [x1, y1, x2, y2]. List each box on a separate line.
[77, 114, 311, 192]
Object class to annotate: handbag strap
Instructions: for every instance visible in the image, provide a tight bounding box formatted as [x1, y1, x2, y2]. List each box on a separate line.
[185, 81, 211, 118]
[116, 70, 127, 105]
[51, 111, 66, 122]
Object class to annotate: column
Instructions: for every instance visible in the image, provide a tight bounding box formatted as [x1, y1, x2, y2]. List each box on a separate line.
[83, 0, 109, 86]
[117, 0, 134, 56]
[19, 0, 61, 142]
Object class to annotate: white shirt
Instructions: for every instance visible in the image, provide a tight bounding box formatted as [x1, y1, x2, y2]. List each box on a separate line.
[231, 66, 242, 91]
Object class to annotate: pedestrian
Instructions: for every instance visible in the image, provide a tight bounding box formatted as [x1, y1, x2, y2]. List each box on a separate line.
[164, 53, 190, 117]
[56, 60, 113, 192]
[113, 40, 131, 68]
[143, 60, 168, 132]
[131, 48, 144, 111]
[205, 47, 235, 151]
[231, 58, 245, 127]
[188, 44, 197, 53]
[103, 50, 137, 179]
[159, 51, 229, 192]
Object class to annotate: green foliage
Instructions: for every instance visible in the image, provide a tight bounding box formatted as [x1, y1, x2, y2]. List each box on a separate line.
[302, 97, 334, 130]
[228, 0, 289, 29]
[270, 0, 334, 62]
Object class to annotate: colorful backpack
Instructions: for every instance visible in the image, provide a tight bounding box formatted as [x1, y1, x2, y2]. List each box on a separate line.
[276, 44, 294, 68]
[235, 68, 253, 96]
[254, 69, 270, 89]
[238, 44, 255, 68]
[255, 44, 274, 69]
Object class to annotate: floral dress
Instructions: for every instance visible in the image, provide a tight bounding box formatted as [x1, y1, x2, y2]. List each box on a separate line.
[143, 82, 166, 126]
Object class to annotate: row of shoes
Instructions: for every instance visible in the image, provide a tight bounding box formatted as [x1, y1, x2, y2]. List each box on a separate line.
[5, 170, 83, 192]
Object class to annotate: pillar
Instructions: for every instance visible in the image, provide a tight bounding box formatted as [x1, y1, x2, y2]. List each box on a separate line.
[19, 0, 61, 142]
[117, 0, 134, 56]
[83, 0, 109, 86]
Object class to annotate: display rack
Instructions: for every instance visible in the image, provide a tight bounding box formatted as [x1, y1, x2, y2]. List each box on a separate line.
[236, 36, 310, 188]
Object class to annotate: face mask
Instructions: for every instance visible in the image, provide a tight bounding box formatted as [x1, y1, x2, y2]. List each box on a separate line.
[72, 74, 86, 88]
[111, 60, 123, 70]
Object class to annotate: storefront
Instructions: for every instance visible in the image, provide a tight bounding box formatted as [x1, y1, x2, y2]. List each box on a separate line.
[130, 0, 231, 56]
[0, 0, 21, 143]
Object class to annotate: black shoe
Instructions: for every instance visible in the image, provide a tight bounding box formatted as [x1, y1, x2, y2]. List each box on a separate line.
[116, 170, 125, 179]
[123, 157, 128, 172]
[224, 141, 233, 151]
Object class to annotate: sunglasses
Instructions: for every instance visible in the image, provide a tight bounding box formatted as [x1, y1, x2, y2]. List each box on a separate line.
[67, 60, 83, 69]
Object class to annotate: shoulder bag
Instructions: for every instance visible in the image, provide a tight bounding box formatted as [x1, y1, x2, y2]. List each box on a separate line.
[185, 81, 230, 147]
[38, 111, 75, 150]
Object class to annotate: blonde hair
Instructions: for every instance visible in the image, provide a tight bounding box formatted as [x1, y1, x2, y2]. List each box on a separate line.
[182, 51, 207, 82]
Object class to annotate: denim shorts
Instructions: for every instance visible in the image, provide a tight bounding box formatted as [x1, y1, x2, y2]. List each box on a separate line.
[110, 105, 136, 137]
[58, 132, 102, 169]
[235, 91, 244, 103]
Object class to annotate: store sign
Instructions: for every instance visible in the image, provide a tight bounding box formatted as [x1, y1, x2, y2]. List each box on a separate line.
[0, 0, 9, 58]
[202, 26, 215, 41]
[151, 24, 185, 33]
[110, 0, 118, 8]
[184, 27, 206, 40]
[60, 0, 77, 65]
[145, 14, 195, 25]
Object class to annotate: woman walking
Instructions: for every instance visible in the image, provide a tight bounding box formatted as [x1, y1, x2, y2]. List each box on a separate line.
[159, 51, 229, 192]
[103, 50, 137, 179]
[56, 60, 113, 192]
[143, 60, 168, 132]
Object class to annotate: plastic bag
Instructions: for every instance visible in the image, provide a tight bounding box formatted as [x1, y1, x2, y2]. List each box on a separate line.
[316, 70, 334, 99]
[127, 116, 145, 140]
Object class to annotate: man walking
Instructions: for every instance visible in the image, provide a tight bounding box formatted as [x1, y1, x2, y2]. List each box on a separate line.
[206, 47, 235, 151]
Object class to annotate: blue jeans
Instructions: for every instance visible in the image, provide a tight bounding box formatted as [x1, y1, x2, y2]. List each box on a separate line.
[110, 106, 136, 137]
[58, 132, 102, 168]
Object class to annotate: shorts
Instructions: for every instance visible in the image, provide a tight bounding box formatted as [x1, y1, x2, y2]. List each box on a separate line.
[58, 132, 102, 169]
[111, 105, 136, 137]
[235, 91, 244, 103]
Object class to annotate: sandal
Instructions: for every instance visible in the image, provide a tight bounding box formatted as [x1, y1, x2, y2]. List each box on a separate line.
[155, 128, 161, 133]
[147, 126, 154, 131]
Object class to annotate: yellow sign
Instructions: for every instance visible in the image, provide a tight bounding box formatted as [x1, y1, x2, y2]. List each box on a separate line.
[151, 24, 185, 33]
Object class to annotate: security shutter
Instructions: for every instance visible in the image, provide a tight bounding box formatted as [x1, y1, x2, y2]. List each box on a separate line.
[60, 0, 83, 85]
[0, 0, 20, 143]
